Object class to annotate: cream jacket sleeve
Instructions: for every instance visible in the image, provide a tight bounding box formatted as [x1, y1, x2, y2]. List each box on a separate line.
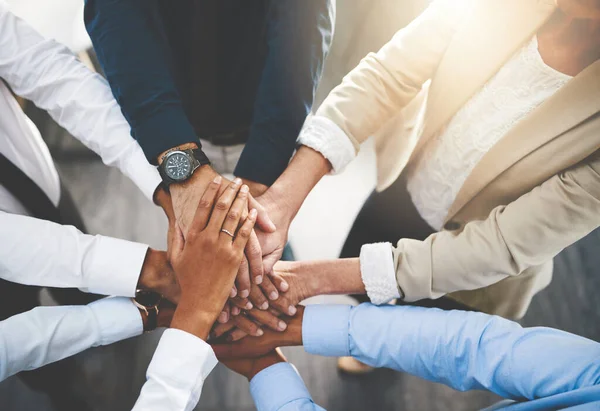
[298, 0, 470, 172]
[360, 152, 600, 304]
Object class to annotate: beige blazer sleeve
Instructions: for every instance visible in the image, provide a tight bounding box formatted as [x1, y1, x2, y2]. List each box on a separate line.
[314, 0, 467, 149]
[394, 152, 600, 302]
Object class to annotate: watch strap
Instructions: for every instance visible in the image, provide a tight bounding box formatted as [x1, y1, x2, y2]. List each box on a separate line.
[145, 306, 159, 332]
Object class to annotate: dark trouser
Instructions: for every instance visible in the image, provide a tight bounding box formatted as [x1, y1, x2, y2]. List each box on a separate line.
[340, 176, 475, 312]
[0, 183, 96, 410]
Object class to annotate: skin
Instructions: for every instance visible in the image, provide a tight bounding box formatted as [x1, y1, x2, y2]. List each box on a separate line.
[167, 177, 257, 340]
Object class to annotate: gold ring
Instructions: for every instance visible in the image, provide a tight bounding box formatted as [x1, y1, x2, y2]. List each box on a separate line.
[221, 229, 235, 238]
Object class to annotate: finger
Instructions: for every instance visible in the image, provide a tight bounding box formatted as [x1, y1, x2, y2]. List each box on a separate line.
[230, 285, 237, 299]
[270, 273, 289, 293]
[218, 302, 230, 324]
[268, 291, 297, 317]
[248, 283, 269, 311]
[249, 195, 276, 233]
[231, 305, 240, 316]
[227, 328, 249, 342]
[245, 230, 264, 285]
[232, 314, 263, 337]
[235, 256, 251, 299]
[233, 209, 257, 251]
[230, 295, 253, 311]
[211, 321, 236, 339]
[220, 184, 249, 243]
[246, 308, 288, 332]
[259, 274, 279, 302]
[208, 178, 242, 232]
[189, 175, 222, 234]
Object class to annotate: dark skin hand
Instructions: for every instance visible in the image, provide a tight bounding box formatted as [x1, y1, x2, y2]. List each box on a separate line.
[221, 349, 288, 381]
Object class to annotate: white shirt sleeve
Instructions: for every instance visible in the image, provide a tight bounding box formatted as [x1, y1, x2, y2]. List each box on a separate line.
[132, 329, 218, 411]
[0, 211, 148, 297]
[0, 3, 161, 201]
[0, 297, 143, 382]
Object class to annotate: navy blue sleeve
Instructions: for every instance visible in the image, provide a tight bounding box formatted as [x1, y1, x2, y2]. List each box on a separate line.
[234, 0, 335, 186]
[84, 0, 197, 164]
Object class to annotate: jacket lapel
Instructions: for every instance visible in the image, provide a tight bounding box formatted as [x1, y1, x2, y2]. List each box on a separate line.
[445, 60, 600, 222]
[416, 0, 557, 154]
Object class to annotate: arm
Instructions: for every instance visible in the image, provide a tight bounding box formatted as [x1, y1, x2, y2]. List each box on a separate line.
[358, 151, 600, 306]
[234, 0, 335, 189]
[215, 304, 600, 401]
[302, 304, 600, 400]
[0, 3, 160, 201]
[0, 297, 143, 381]
[0, 212, 179, 301]
[134, 179, 257, 411]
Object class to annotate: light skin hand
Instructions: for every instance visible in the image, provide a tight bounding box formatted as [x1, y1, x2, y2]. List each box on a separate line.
[168, 177, 257, 340]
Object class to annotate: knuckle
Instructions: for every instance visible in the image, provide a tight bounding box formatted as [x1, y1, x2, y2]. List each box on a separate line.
[227, 211, 240, 221]
[238, 229, 251, 239]
[215, 201, 229, 211]
[198, 198, 212, 209]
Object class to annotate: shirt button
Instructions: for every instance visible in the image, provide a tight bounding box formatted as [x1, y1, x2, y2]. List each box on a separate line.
[444, 221, 461, 231]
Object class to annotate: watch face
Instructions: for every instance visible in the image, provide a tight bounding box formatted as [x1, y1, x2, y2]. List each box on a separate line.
[135, 290, 162, 308]
[164, 151, 192, 181]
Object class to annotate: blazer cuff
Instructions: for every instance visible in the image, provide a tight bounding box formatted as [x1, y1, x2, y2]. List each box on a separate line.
[360, 243, 402, 304]
[297, 116, 356, 174]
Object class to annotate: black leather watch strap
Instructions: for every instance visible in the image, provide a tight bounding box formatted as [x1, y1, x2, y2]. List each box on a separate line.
[145, 306, 158, 332]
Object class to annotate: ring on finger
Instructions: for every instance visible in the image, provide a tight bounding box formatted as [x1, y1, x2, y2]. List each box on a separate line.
[221, 228, 235, 238]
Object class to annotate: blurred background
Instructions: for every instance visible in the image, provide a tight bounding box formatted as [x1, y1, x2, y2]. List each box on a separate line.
[1, 1, 599, 410]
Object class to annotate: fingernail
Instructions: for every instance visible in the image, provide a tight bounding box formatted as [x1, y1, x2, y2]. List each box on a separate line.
[218, 312, 228, 324]
[269, 291, 279, 300]
[256, 329, 264, 337]
[213, 175, 222, 184]
[234, 178, 242, 185]
[288, 305, 297, 316]
[240, 289, 250, 299]
[260, 301, 269, 310]
[245, 302, 253, 310]
[255, 275, 263, 285]
[230, 287, 237, 298]
[250, 209, 258, 219]
[231, 306, 240, 316]
[241, 185, 249, 193]
[278, 321, 287, 331]
[280, 281, 289, 292]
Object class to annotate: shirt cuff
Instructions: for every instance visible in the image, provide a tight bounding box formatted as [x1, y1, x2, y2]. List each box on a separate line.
[85, 237, 148, 297]
[250, 363, 312, 411]
[297, 115, 356, 174]
[88, 297, 143, 346]
[303, 304, 352, 358]
[122, 146, 162, 202]
[360, 243, 402, 304]
[147, 328, 218, 395]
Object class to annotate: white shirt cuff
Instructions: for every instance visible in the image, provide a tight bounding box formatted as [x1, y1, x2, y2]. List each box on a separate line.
[88, 297, 143, 346]
[84, 237, 148, 297]
[297, 115, 356, 174]
[359, 243, 402, 304]
[146, 329, 218, 404]
[122, 147, 162, 202]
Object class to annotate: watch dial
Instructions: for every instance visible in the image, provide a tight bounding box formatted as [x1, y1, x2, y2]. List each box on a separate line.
[165, 152, 192, 181]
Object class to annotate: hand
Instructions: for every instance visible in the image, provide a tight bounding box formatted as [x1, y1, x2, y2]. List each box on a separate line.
[211, 306, 305, 360]
[169, 177, 257, 340]
[137, 249, 180, 304]
[221, 349, 287, 381]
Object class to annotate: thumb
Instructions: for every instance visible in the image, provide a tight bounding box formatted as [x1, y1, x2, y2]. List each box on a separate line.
[249, 195, 276, 233]
[171, 222, 185, 258]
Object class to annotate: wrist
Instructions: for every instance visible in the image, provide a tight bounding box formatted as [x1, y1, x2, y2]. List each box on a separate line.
[295, 259, 365, 298]
[170, 299, 217, 341]
[138, 249, 168, 294]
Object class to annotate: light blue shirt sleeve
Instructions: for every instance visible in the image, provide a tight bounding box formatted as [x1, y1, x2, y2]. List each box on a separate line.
[250, 362, 326, 411]
[302, 304, 600, 401]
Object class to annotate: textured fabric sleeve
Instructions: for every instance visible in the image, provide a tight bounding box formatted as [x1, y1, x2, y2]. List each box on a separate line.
[0, 297, 142, 381]
[250, 362, 326, 411]
[235, 0, 335, 185]
[0, 212, 148, 297]
[0, 2, 161, 200]
[132, 329, 218, 411]
[390, 152, 600, 304]
[303, 304, 600, 400]
[359, 242, 402, 304]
